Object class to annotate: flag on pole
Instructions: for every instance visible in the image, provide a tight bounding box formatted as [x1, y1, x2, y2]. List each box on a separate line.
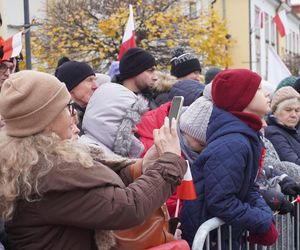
[1, 31, 23, 61]
[259, 9, 264, 29]
[267, 45, 291, 87]
[117, 5, 136, 61]
[176, 161, 197, 200]
[273, 10, 290, 37]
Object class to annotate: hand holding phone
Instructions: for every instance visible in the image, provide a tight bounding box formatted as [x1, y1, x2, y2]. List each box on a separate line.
[168, 96, 184, 128]
[153, 117, 181, 156]
[169, 217, 180, 235]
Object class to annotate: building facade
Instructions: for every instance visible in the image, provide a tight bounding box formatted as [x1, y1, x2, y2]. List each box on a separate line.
[185, 0, 300, 78]
[0, 0, 45, 38]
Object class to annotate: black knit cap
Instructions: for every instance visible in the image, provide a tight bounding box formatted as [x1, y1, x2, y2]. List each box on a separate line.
[116, 48, 156, 82]
[55, 61, 95, 92]
[170, 47, 201, 78]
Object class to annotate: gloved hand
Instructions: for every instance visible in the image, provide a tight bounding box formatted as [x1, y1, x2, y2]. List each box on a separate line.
[247, 223, 278, 246]
[279, 176, 300, 196]
[260, 189, 293, 214]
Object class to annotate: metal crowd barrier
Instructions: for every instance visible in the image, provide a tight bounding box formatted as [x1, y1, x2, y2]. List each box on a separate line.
[192, 200, 300, 250]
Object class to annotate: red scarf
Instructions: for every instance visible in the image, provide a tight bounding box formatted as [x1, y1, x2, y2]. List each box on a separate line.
[231, 111, 262, 132]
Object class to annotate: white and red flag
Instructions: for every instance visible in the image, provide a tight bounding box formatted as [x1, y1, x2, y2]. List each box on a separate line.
[267, 45, 291, 86]
[273, 10, 290, 37]
[2, 31, 22, 61]
[176, 161, 197, 201]
[117, 4, 136, 61]
[259, 9, 264, 29]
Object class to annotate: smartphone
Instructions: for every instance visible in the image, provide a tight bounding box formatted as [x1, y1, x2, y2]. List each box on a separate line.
[169, 217, 180, 235]
[168, 96, 184, 128]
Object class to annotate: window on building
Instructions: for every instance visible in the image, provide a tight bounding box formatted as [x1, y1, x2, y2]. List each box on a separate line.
[270, 18, 276, 48]
[189, 1, 198, 18]
[286, 32, 293, 55]
[255, 37, 261, 75]
[254, 6, 261, 74]
[265, 12, 269, 42]
[296, 34, 300, 55]
[255, 7, 260, 37]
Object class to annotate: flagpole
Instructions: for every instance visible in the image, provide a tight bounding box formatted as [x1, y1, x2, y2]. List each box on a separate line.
[175, 198, 180, 218]
[23, 0, 32, 69]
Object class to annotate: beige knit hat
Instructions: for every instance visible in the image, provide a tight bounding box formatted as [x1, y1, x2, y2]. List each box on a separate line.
[0, 70, 71, 137]
[271, 86, 300, 113]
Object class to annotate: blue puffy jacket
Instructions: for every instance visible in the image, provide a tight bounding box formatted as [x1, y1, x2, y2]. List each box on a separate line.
[155, 80, 204, 106]
[181, 107, 273, 249]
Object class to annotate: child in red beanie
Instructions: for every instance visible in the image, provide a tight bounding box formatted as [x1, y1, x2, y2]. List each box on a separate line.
[181, 69, 277, 249]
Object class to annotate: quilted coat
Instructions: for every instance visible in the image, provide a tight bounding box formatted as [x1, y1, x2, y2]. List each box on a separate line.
[265, 115, 300, 165]
[155, 80, 204, 107]
[180, 107, 273, 249]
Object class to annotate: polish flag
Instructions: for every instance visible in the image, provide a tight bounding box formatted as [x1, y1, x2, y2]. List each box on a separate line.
[267, 45, 291, 85]
[259, 10, 264, 29]
[176, 161, 197, 200]
[2, 31, 22, 61]
[117, 4, 136, 61]
[273, 10, 290, 37]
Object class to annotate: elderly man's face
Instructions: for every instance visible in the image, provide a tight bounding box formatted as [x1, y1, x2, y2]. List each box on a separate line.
[0, 60, 15, 88]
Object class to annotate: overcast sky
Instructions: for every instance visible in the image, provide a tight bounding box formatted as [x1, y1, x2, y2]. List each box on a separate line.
[291, 0, 300, 4]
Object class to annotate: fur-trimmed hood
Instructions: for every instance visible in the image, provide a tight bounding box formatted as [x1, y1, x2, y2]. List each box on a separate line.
[82, 83, 148, 157]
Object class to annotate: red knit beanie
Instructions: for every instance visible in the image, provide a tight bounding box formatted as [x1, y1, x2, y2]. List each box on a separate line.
[212, 69, 261, 112]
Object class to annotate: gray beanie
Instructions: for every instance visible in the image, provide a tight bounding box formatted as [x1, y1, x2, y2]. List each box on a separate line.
[203, 82, 212, 100]
[179, 95, 213, 143]
[204, 67, 222, 85]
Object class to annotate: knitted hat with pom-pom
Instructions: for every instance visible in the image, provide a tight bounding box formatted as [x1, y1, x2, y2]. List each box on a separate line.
[170, 47, 201, 78]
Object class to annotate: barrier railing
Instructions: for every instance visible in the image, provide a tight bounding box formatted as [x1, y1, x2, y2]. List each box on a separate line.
[192, 201, 300, 250]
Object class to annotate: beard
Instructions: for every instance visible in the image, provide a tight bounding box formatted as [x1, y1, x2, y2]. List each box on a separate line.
[140, 85, 155, 98]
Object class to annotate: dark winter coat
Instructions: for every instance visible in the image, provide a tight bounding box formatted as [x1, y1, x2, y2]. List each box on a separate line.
[265, 115, 300, 165]
[155, 80, 204, 107]
[6, 150, 186, 250]
[180, 107, 273, 248]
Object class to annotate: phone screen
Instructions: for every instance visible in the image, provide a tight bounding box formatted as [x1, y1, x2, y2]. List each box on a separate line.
[168, 96, 184, 128]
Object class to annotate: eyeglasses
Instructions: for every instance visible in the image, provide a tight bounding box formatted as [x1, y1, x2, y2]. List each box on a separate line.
[0, 62, 14, 73]
[67, 102, 76, 116]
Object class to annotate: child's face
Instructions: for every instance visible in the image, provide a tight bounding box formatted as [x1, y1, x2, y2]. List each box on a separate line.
[243, 83, 271, 117]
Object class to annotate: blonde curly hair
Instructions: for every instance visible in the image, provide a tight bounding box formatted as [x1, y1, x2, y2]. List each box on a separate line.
[0, 131, 93, 220]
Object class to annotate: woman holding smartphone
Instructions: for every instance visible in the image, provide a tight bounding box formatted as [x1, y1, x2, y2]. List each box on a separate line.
[0, 70, 187, 250]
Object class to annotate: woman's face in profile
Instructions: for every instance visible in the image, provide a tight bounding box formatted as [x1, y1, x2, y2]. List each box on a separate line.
[46, 106, 73, 140]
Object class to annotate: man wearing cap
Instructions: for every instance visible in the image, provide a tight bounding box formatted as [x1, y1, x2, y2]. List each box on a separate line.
[55, 60, 97, 134]
[154, 47, 204, 107]
[80, 48, 156, 157]
[55, 60, 97, 108]
[113, 48, 158, 109]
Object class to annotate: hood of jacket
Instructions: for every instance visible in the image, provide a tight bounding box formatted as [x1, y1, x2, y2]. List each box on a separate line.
[82, 83, 148, 157]
[169, 80, 204, 106]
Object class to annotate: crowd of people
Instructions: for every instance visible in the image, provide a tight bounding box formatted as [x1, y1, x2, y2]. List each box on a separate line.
[0, 45, 300, 250]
